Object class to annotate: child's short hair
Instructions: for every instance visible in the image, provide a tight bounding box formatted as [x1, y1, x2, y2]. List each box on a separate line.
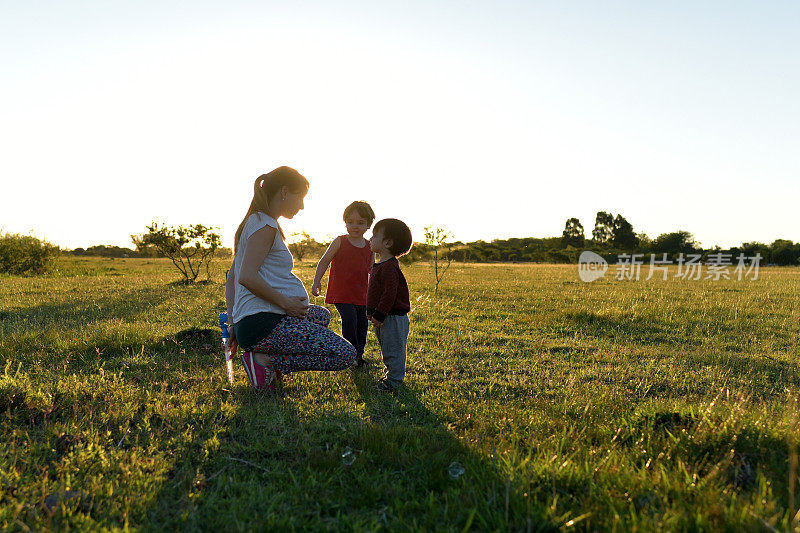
[343, 201, 375, 226]
[374, 218, 413, 257]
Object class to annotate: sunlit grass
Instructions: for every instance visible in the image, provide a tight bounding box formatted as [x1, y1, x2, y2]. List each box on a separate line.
[1, 258, 799, 530]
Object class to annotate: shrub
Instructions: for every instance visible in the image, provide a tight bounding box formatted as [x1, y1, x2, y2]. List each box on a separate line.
[0, 233, 60, 275]
[133, 222, 220, 282]
[288, 231, 324, 262]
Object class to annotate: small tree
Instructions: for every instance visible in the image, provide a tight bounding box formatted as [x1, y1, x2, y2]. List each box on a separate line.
[135, 222, 220, 282]
[424, 226, 453, 295]
[288, 231, 317, 262]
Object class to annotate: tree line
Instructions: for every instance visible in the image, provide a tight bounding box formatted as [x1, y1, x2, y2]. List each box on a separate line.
[454, 211, 799, 266]
[62, 214, 800, 267]
[4, 212, 798, 277]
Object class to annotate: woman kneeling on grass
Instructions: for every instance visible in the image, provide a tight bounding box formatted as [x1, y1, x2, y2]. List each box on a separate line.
[225, 166, 356, 390]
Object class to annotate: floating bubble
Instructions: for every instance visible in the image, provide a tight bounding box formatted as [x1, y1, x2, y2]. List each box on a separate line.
[448, 461, 465, 480]
[342, 446, 356, 466]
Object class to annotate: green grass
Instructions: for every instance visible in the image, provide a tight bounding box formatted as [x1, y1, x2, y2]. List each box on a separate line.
[1, 257, 799, 531]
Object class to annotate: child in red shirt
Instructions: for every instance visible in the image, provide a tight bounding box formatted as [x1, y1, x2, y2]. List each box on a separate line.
[312, 201, 375, 366]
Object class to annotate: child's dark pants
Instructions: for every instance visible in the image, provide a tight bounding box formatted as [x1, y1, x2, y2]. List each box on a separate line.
[334, 303, 368, 358]
[375, 314, 410, 386]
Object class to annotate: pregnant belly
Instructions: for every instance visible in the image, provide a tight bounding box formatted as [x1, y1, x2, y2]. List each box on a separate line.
[284, 278, 308, 301]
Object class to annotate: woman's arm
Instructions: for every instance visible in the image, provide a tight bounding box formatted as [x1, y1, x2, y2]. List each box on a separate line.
[311, 237, 341, 296]
[239, 225, 309, 318]
[225, 259, 236, 319]
[225, 259, 239, 354]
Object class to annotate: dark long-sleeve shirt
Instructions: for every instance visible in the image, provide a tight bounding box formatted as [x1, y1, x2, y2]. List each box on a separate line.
[366, 257, 410, 323]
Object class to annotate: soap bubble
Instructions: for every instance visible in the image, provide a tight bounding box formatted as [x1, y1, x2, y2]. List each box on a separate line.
[448, 461, 465, 480]
[342, 446, 356, 466]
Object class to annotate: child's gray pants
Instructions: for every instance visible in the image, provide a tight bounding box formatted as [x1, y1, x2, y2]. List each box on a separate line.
[375, 314, 410, 386]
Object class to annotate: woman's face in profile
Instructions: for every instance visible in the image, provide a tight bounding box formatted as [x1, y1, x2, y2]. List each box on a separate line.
[283, 189, 306, 219]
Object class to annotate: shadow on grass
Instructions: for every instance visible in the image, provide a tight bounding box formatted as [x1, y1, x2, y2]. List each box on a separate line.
[1, 279, 223, 380]
[139, 367, 556, 531]
[1, 286, 173, 332]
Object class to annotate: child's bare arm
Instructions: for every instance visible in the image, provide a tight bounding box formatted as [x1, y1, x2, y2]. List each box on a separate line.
[311, 237, 341, 296]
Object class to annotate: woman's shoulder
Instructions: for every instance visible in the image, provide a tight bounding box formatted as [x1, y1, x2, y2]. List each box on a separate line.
[240, 212, 279, 247]
[247, 212, 278, 230]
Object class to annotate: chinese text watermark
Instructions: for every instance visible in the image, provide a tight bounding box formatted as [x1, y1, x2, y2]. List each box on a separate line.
[578, 251, 761, 283]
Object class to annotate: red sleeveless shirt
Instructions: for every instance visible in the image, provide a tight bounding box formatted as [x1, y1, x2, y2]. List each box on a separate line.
[325, 236, 375, 305]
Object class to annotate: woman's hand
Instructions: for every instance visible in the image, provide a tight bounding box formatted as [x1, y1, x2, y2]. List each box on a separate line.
[282, 296, 310, 318]
[311, 281, 322, 296]
[369, 316, 382, 328]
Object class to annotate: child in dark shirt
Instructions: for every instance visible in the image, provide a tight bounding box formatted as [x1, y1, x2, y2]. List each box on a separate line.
[367, 218, 412, 392]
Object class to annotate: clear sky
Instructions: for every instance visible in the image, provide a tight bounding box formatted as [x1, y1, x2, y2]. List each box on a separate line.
[1, 1, 798, 250]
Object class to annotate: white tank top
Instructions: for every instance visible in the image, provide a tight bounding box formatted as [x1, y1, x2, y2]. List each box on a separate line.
[231, 212, 308, 323]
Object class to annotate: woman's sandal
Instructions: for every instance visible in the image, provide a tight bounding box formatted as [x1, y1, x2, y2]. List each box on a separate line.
[240, 351, 278, 392]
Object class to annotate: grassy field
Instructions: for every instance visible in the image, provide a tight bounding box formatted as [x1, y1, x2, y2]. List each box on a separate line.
[1, 257, 799, 531]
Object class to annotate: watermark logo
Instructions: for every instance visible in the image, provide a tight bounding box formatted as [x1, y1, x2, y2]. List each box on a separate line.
[579, 252, 762, 282]
[578, 251, 608, 283]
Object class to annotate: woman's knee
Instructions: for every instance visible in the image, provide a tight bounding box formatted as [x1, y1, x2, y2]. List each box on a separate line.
[307, 304, 331, 327]
[336, 337, 357, 366]
[317, 328, 356, 366]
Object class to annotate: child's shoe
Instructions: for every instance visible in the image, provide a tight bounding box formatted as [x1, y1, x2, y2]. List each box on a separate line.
[375, 379, 398, 393]
[240, 351, 277, 392]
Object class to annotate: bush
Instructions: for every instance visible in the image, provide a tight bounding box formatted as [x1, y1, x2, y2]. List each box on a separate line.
[0, 233, 60, 275]
[287, 231, 325, 262]
[133, 222, 220, 282]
